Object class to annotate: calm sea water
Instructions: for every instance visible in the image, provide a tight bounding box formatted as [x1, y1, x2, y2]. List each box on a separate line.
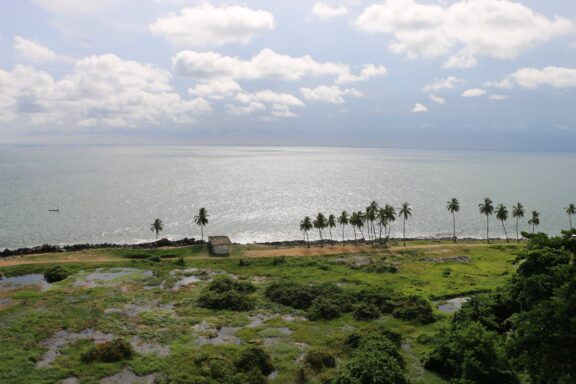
[0, 145, 575, 249]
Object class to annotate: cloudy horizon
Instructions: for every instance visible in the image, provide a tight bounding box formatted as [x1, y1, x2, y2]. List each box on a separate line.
[1, 0, 576, 151]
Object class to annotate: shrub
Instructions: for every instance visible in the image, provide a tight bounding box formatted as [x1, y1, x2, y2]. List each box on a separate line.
[303, 349, 336, 371]
[308, 296, 342, 320]
[81, 339, 133, 363]
[272, 256, 286, 266]
[198, 290, 255, 311]
[265, 281, 317, 309]
[43, 266, 69, 283]
[352, 302, 381, 321]
[175, 257, 185, 267]
[236, 347, 274, 376]
[148, 255, 161, 262]
[392, 295, 435, 324]
[355, 287, 399, 314]
[206, 277, 256, 294]
[442, 268, 452, 277]
[363, 263, 398, 273]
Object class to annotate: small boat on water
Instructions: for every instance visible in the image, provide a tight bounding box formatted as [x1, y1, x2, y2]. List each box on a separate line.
[48, 205, 60, 212]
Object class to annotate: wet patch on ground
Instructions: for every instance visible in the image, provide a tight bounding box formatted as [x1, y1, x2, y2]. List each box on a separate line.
[73, 268, 153, 288]
[37, 329, 114, 368]
[99, 368, 157, 384]
[0, 274, 51, 291]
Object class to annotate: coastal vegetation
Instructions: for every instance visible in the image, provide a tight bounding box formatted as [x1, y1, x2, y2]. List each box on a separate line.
[150, 218, 164, 240]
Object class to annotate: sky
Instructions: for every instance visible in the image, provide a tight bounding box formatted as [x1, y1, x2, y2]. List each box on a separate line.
[1, 0, 576, 151]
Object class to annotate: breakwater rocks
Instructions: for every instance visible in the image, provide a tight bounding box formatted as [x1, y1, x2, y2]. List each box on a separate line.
[0, 238, 202, 258]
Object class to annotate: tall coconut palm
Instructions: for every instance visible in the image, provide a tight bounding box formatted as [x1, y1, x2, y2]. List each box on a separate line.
[300, 216, 313, 247]
[368, 201, 379, 240]
[399, 202, 412, 246]
[528, 210, 540, 233]
[313, 213, 327, 245]
[377, 208, 388, 240]
[194, 207, 209, 242]
[150, 218, 164, 240]
[349, 212, 359, 242]
[338, 211, 349, 243]
[327, 214, 336, 242]
[356, 211, 366, 240]
[512, 203, 525, 242]
[495, 204, 509, 242]
[384, 204, 396, 237]
[446, 198, 460, 243]
[478, 198, 494, 243]
[365, 206, 376, 241]
[566, 204, 576, 230]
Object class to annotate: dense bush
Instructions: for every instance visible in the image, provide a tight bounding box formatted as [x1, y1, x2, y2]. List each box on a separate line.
[308, 296, 342, 320]
[43, 266, 69, 283]
[425, 322, 518, 383]
[303, 349, 336, 371]
[265, 281, 351, 313]
[198, 277, 256, 311]
[355, 287, 398, 314]
[81, 339, 132, 363]
[334, 334, 407, 384]
[392, 295, 435, 324]
[236, 347, 274, 376]
[362, 262, 398, 273]
[352, 302, 381, 321]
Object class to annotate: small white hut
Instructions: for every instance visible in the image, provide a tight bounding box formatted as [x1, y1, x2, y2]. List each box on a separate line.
[208, 236, 232, 256]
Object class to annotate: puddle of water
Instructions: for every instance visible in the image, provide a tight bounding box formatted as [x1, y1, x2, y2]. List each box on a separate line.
[172, 275, 201, 290]
[0, 274, 51, 292]
[100, 368, 156, 384]
[74, 268, 152, 288]
[435, 297, 470, 314]
[37, 329, 114, 368]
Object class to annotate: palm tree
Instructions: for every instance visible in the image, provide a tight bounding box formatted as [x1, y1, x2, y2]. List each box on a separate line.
[313, 213, 327, 245]
[194, 207, 209, 242]
[300, 216, 313, 247]
[511, 202, 525, 242]
[446, 198, 460, 243]
[495, 204, 509, 242]
[349, 212, 359, 242]
[478, 198, 494, 243]
[356, 211, 366, 240]
[383, 204, 396, 237]
[150, 218, 164, 240]
[368, 201, 379, 240]
[327, 214, 336, 242]
[566, 204, 576, 230]
[377, 208, 387, 240]
[528, 210, 540, 233]
[399, 202, 412, 246]
[338, 211, 349, 243]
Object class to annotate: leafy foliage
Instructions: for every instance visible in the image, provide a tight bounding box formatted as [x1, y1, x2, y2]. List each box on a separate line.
[198, 277, 256, 311]
[81, 339, 132, 363]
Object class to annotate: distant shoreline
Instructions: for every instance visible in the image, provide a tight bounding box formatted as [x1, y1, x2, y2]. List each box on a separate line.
[0, 236, 521, 258]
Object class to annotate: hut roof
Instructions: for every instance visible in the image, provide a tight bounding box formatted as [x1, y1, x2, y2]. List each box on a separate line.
[208, 236, 232, 245]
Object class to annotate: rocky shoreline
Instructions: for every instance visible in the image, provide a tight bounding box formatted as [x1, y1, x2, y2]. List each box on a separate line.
[0, 236, 516, 258]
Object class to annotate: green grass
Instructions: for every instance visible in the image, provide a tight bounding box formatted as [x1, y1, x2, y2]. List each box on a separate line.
[0, 241, 522, 383]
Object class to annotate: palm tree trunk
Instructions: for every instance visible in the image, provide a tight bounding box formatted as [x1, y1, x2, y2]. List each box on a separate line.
[201, 226, 204, 242]
[318, 229, 323, 247]
[516, 217, 519, 242]
[341, 225, 345, 243]
[532, 224, 535, 233]
[502, 221, 509, 242]
[329, 228, 333, 242]
[403, 218, 406, 246]
[486, 215, 489, 244]
[353, 227, 357, 242]
[570, 215, 573, 230]
[359, 228, 364, 240]
[452, 212, 456, 243]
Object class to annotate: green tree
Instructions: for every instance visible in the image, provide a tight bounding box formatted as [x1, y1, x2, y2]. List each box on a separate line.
[377, 208, 388, 240]
[327, 214, 336, 242]
[338, 211, 349, 243]
[194, 207, 209, 241]
[566, 203, 576, 230]
[356, 211, 366, 240]
[446, 198, 460, 243]
[350, 212, 365, 241]
[313, 213, 327, 245]
[512, 202, 525, 243]
[300, 216, 313, 247]
[150, 218, 164, 240]
[367, 201, 379, 241]
[384, 204, 396, 238]
[496, 203, 510, 243]
[479, 198, 494, 243]
[399, 202, 412, 246]
[528, 210, 540, 233]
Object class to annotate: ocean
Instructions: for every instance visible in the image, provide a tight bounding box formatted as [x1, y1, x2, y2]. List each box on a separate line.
[0, 145, 575, 249]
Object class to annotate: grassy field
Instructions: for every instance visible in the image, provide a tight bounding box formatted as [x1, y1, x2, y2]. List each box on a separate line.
[0, 240, 522, 384]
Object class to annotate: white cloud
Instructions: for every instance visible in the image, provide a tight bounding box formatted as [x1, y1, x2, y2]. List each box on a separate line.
[150, 3, 274, 47]
[428, 94, 445, 105]
[355, 0, 575, 65]
[0, 55, 211, 130]
[484, 78, 514, 90]
[13, 36, 74, 63]
[489, 94, 509, 101]
[188, 78, 241, 99]
[443, 50, 477, 69]
[300, 85, 362, 103]
[173, 49, 386, 84]
[309, 3, 349, 21]
[423, 76, 463, 92]
[461, 88, 487, 97]
[226, 90, 304, 118]
[413, 103, 427, 113]
[509, 66, 576, 89]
